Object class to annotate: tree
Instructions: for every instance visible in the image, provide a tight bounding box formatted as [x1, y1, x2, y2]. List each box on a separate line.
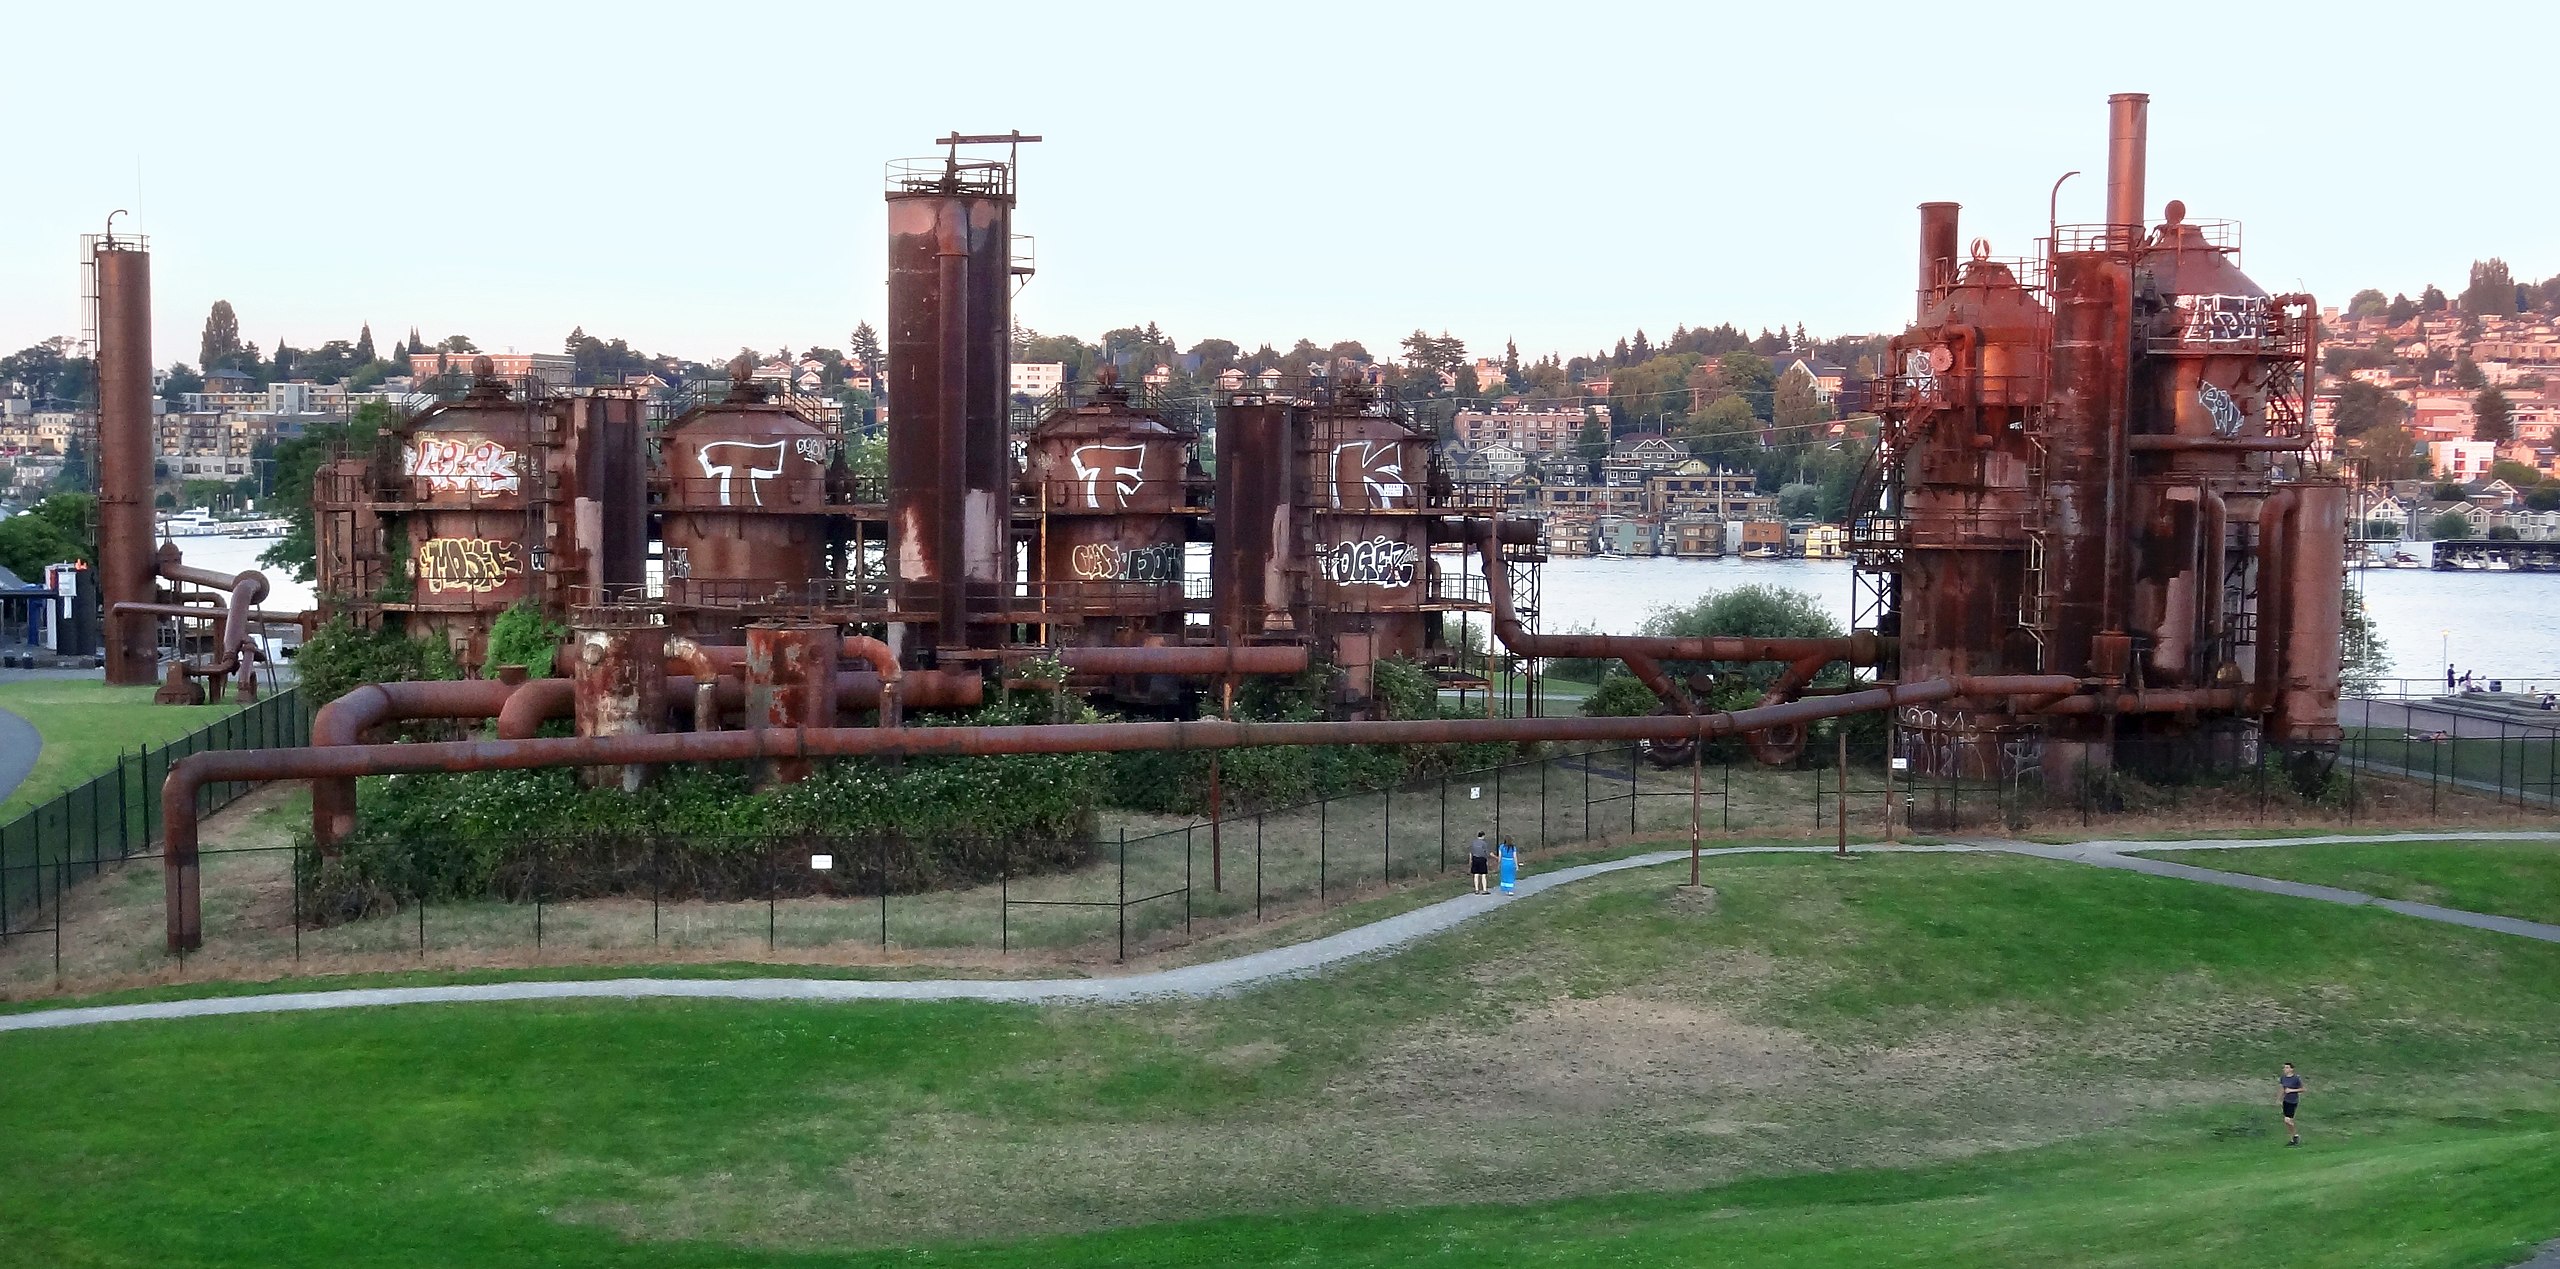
[1185, 338, 1240, 375]
[2529, 483, 2560, 512]
[159, 361, 203, 410]
[2461, 258, 2517, 317]
[2474, 386, 2513, 443]
[1776, 482, 1820, 518]
[354, 323, 376, 365]
[849, 321, 883, 374]
[436, 335, 479, 354]
[0, 493, 95, 579]
[2342, 423, 2421, 485]
[1642, 584, 1844, 689]
[2419, 284, 2447, 313]
[2329, 380, 2403, 440]
[2345, 289, 2389, 319]
[1502, 338, 1521, 388]
[1398, 330, 1466, 378]
[2386, 293, 2417, 323]
[1677, 394, 1759, 469]
[2489, 459, 2543, 488]
[2428, 510, 2474, 541]
[198, 301, 243, 372]
[1713, 350, 1776, 418]
[1575, 409, 1607, 468]
[2340, 585, 2388, 695]
[2454, 356, 2486, 390]
[260, 401, 390, 584]
[1772, 364, 1829, 437]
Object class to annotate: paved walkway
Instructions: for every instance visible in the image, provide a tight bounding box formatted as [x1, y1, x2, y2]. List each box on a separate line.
[5, 832, 2557, 1034]
[0, 705, 40, 805]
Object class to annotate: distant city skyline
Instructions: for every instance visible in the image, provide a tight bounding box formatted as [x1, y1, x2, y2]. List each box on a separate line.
[7, 1, 2553, 374]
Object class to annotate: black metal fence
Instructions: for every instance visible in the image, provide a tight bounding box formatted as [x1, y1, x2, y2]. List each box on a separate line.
[0, 688, 308, 947]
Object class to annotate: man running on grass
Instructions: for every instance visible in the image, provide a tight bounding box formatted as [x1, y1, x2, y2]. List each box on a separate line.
[2279, 1063, 2305, 1145]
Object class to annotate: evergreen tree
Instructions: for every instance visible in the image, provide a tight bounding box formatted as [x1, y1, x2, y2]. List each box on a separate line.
[2473, 386, 2513, 443]
[198, 300, 242, 371]
[354, 323, 376, 365]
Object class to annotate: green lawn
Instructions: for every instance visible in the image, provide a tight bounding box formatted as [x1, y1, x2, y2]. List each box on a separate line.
[4, 851, 2557, 1266]
[2140, 838, 2560, 924]
[0, 679, 243, 817]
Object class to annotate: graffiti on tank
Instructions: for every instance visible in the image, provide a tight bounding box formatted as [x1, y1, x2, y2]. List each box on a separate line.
[1068, 540, 1184, 583]
[1330, 441, 1410, 508]
[1900, 348, 1941, 398]
[1068, 443, 1147, 510]
[1315, 536, 1418, 588]
[665, 547, 691, 580]
[2199, 382, 2244, 437]
[698, 440, 788, 507]
[793, 437, 831, 465]
[2178, 294, 2265, 346]
[413, 537, 524, 594]
[404, 438, 521, 495]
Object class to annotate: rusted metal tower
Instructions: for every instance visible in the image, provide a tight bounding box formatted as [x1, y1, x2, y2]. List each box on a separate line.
[89, 224, 156, 685]
[884, 132, 1038, 664]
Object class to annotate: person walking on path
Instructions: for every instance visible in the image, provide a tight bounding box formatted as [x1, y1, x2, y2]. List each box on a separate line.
[1469, 831, 1492, 895]
[2278, 1063, 2305, 1145]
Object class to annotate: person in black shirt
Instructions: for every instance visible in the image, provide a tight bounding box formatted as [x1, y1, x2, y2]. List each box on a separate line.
[2278, 1063, 2305, 1146]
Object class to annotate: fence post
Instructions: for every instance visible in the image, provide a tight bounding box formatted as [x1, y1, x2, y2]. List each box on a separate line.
[292, 836, 302, 964]
[879, 836, 889, 949]
[1318, 796, 1327, 905]
[1628, 746, 1638, 836]
[1439, 775, 1448, 873]
[1000, 845, 1009, 955]
[1183, 824, 1192, 937]
[1493, 762, 1503, 849]
[417, 886, 426, 959]
[533, 841, 544, 955]
[766, 849, 777, 952]
[1255, 813, 1264, 922]
[1116, 827, 1128, 963]
[652, 839, 662, 946]
[1539, 756, 1548, 850]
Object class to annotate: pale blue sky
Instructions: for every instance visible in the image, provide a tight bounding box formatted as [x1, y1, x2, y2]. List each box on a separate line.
[6, 1, 2551, 371]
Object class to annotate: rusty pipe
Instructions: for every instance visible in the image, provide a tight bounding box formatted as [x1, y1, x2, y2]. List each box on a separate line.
[2252, 487, 2298, 714]
[2025, 688, 2245, 716]
[2106, 92, 2148, 248]
[2127, 436, 2312, 453]
[841, 634, 902, 728]
[1474, 520, 1884, 683]
[662, 636, 723, 733]
[309, 679, 519, 850]
[495, 677, 576, 740]
[166, 672, 2082, 947]
[492, 669, 982, 740]
[1048, 644, 1310, 677]
[1918, 202, 1961, 306]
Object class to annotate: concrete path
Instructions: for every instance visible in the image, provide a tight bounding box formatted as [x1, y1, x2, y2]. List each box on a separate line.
[0, 705, 40, 805]
[1979, 831, 2560, 945]
[5, 831, 2557, 1034]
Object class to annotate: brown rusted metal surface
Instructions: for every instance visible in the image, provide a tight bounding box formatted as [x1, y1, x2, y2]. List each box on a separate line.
[1024, 374, 1196, 645]
[886, 139, 1020, 658]
[660, 358, 836, 635]
[309, 679, 520, 850]
[164, 671, 2082, 948]
[111, 544, 292, 701]
[569, 612, 669, 790]
[2106, 93, 2148, 248]
[744, 620, 839, 782]
[1917, 201, 1961, 297]
[94, 234, 156, 685]
[1049, 645, 1308, 677]
[1210, 397, 1301, 641]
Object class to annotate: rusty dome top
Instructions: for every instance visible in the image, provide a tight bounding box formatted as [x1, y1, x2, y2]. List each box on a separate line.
[2141, 200, 2265, 300]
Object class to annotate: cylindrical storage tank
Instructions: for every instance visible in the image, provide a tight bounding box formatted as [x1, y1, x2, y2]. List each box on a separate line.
[94, 237, 156, 685]
[2272, 482, 2346, 748]
[744, 619, 840, 784]
[400, 364, 542, 668]
[660, 371, 835, 631]
[1023, 381, 1192, 635]
[1210, 398, 1301, 640]
[570, 612, 668, 791]
[885, 154, 1016, 657]
[1306, 397, 1435, 706]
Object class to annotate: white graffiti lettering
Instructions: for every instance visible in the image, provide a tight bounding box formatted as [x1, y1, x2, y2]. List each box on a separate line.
[665, 546, 691, 580]
[1330, 441, 1409, 509]
[414, 537, 523, 594]
[2179, 294, 2265, 345]
[1068, 541, 1184, 583]
[1068, 443, 1148, 510]
[2199, 382, 2244, 437]
[793, 437, 831, 465]
[403, 438, 521, 495]
[1900, 348, 1940, 397]
[697, 440, 788, 507]
[1314, 536, 1418, 588]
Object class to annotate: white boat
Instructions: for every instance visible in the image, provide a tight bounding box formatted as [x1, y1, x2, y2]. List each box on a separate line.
[159, 509, 221, 537]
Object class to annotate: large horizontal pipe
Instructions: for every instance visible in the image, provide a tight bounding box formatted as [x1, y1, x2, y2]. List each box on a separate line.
[2126, 436, 2311, 453]
[165, 673, 2076, 949]
[311, 679, 522, 847]
[494, 670, 983, 739]
[1052, 644, 1310, 676]
[2027, 687, 2246, 715]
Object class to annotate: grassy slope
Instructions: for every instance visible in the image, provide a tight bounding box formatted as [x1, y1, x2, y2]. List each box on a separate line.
[2139, 839, 2560, 924]
[2, 853, 2557, 1267]
[0, 679, 243, 816]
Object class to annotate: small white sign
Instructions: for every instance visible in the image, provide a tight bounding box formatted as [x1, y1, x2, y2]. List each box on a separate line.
[810, 854, 835, 871]
[1889, 757, 1909, 772]
[1469, 786, 1482, 800]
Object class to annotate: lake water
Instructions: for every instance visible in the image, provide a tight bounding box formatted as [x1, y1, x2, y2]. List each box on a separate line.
[165, 535, 2559, 688]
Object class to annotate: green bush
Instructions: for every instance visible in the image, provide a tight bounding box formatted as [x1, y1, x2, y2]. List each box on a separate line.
[484, 601, 567, 676]
[1580, 671, 1662, 718]
[293, 615, 460, 709]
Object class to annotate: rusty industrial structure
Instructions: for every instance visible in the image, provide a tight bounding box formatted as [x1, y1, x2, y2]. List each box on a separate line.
[129, 98, 2354, 949]
[1852, 92, 2342, 791]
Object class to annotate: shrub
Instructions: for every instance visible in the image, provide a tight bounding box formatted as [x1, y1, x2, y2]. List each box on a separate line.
[484, 601, 567, 676]
[293, 615, 459, 709]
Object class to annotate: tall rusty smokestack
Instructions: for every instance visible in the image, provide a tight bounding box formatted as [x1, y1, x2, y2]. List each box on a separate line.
[94, 231, 157, 685]
[2106, 92, 2149, 248]
[1917, 202, 1961, 308]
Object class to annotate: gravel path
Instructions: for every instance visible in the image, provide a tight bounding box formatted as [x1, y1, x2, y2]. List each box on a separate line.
[4, 831, 2555, 1034]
